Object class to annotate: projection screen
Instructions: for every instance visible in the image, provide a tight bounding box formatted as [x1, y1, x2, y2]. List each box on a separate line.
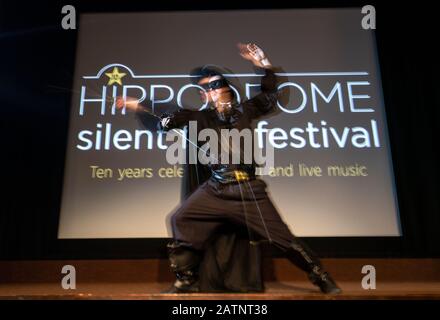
[58, 8, 401, 238]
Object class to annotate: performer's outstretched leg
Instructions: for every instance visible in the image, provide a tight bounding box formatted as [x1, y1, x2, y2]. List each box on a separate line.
[282, 237, 341, 294]
[232, 179, 342, 294]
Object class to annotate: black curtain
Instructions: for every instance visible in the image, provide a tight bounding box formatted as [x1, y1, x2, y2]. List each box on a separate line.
[376, 4, 440, 255]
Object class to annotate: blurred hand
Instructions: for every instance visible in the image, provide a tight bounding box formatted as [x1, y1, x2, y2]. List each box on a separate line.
[160, 116, 171, 128]
[237, 42, 271, 68]
[115, 96, 139, 112]
[159, 113, 174, 130]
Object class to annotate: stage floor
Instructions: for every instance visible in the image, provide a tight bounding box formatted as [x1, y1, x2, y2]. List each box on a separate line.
[1, 281, 439, 300]
[1, 259, 439, 300]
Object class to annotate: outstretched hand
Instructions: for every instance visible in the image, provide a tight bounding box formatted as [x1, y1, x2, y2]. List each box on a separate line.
[237, 42, 272, 68]
[115, 96, 139, 112]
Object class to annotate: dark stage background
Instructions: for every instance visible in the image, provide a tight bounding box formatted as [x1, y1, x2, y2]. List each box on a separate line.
[0, 0, 439, 259]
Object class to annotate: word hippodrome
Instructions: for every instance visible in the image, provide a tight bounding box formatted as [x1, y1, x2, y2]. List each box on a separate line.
[76, 66, 383, 153]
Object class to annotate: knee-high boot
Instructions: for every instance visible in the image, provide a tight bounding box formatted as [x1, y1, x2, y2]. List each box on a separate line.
[164, 240, 201, 293]
[284, 237, 341, 294]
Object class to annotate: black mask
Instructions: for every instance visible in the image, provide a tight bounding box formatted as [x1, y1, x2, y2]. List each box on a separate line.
[201, 78, 230, 91]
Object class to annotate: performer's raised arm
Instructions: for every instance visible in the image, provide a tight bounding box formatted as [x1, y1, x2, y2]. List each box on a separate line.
[237, 43, 279, 119]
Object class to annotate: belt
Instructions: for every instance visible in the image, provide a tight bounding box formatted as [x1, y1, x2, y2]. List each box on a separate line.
[234, 170, 251, 182]
[211, 168, 255, 184]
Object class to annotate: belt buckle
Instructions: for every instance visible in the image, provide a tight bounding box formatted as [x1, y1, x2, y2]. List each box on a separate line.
[234, 170, 249, 182]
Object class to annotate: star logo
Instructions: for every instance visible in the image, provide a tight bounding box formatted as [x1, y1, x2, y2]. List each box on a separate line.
[105, 67, 126, 86]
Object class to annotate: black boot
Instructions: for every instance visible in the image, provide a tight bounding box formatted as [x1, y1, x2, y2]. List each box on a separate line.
[284, 238, 341, 294]
[308, 267, 341, 294]
[163, 240, 201, 293]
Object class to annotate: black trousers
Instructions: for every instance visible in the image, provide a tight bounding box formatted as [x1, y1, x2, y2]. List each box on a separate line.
[171, 178, 297, 252]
